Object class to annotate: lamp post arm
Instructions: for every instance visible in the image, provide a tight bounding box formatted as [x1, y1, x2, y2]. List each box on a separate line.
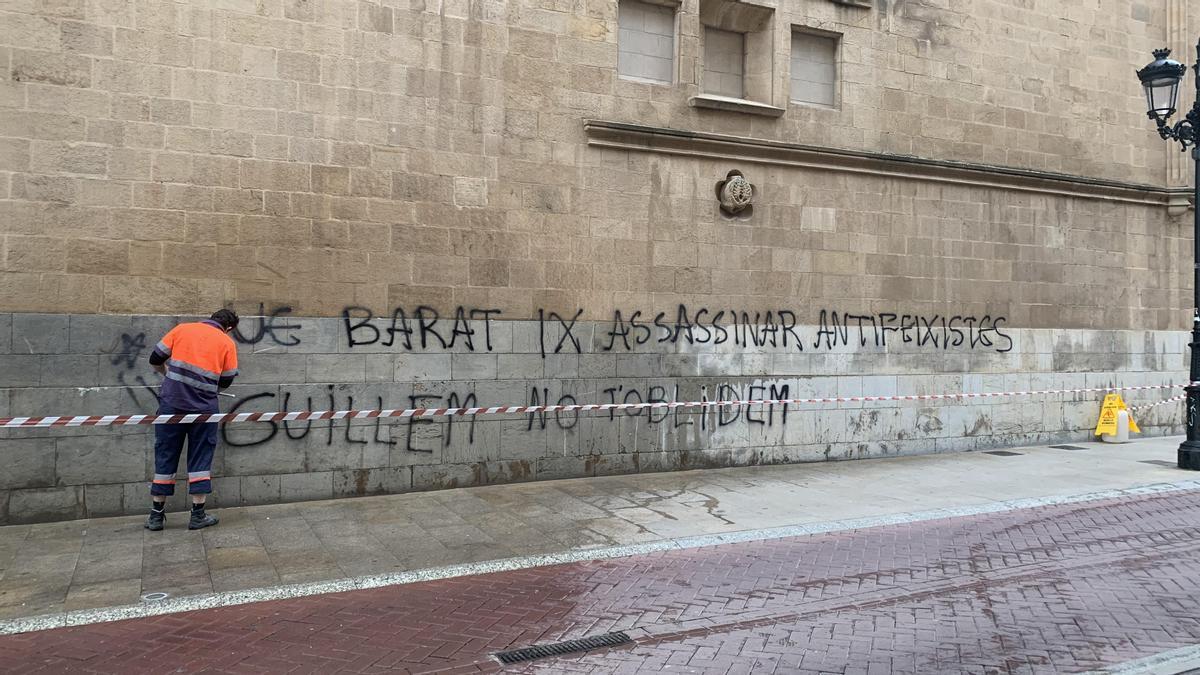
[1158, 118, 1197, 149]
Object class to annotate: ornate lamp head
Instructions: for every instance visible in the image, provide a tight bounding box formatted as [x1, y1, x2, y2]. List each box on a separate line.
[1136, 48, 1187, 124]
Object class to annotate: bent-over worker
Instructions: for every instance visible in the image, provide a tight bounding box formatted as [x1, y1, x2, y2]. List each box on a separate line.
[145, 309, 239, 531]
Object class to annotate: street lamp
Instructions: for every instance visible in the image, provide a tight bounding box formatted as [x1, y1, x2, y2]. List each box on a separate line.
[1136, 43, 1200, 470]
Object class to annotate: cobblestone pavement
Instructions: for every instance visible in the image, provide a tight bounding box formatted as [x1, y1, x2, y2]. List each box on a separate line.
[3, 488, 1200, 674]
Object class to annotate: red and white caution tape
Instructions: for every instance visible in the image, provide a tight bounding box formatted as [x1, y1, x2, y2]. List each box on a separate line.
[0, 382, 1187, 429]
[1129, 394, 1187, 412]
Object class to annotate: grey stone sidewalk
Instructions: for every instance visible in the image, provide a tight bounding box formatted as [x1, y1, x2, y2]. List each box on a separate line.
[0, 435, 1192, 625]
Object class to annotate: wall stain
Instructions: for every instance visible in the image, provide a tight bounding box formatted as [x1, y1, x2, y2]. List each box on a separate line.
[966, 415, 993, 437]
[916, 412, 943, 434]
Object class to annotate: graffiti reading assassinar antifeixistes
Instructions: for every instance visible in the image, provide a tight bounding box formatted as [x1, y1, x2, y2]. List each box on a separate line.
[338, 305, 1013, 356]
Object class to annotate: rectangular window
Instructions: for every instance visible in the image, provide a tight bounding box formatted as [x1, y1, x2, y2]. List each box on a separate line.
[703, 27, 744, 98]
[618, 0, 675, 85]
[691, 0, 779, 114]
[790, 31, 837, 106]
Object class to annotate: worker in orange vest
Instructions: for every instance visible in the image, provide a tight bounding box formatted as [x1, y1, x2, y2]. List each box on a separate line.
[145, 309, 240, 531]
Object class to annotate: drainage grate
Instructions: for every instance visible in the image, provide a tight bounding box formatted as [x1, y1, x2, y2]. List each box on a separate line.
[1050, 445, 1087, 451]
[984, 450, 1023, 457]
[1140, 460, 1177, 468]
[495, 632, 633, 664]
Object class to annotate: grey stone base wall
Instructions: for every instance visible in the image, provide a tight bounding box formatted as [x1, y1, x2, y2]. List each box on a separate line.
[0, 311, 1186, 524]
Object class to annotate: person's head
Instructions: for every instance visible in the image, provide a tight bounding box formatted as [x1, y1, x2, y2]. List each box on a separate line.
[210, 308, 239, 333]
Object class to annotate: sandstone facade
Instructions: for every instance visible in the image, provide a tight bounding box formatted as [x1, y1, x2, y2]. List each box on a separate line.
[0, 0, 1194, 321]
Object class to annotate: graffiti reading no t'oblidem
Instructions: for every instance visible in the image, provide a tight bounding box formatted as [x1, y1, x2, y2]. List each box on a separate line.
[342, 305, 1014, 356]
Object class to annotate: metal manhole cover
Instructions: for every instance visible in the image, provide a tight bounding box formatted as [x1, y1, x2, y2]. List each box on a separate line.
[141, 592, 170, 602]
[1049, 445, 1087, 450]
[495, 632, 632, 664]
[984, 450, 1023, 457]
[1139, 460, 1177, 468]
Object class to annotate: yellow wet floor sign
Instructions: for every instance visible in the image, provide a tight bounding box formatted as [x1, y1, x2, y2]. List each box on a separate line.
[1094, 393, 1140, 436]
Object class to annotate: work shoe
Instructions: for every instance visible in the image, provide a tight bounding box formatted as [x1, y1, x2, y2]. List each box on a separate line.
[145, 509, 165, 531]
[188, 510, 219, 530]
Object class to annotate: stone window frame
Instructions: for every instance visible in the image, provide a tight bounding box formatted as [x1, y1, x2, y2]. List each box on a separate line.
[616, 0, 682, 87]
[788, 26, 841, 110]
[688, 0, 784, 117]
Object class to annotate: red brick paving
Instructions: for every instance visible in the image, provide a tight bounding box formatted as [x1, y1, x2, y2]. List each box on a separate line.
[3, 490, 1200, 674]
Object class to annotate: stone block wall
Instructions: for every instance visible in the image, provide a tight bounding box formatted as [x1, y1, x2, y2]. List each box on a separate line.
[0, 0, 1194, 322]
[0, 0, 1194, 524]
[0, 310, 1185, 524]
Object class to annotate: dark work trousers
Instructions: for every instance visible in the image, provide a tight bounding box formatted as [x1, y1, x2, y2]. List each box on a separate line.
[150, 403, 216, 496]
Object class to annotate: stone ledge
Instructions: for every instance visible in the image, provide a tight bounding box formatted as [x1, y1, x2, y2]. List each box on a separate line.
[583, 119, 1188, 207]
[688, 94, 786, 118]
